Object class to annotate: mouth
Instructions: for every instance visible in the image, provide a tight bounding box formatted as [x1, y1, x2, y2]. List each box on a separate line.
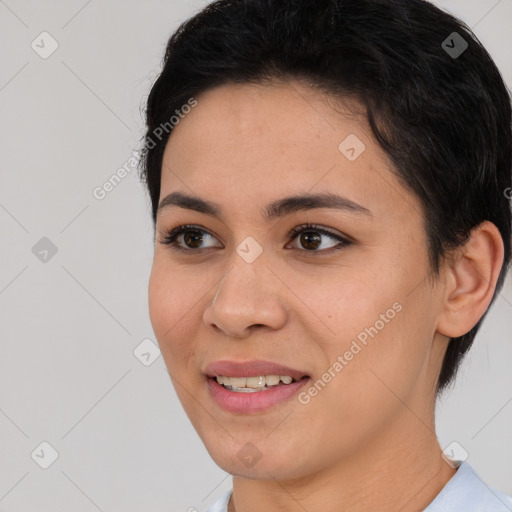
[204, 360, 311, 413]
[210, 374, 309, 393]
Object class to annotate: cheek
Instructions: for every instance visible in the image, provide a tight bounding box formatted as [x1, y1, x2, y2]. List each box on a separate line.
[298, 259, 433, 394]
[287, 264, 393, 344]
[148, 259, 204, 373]
[325, 293, 433, 421]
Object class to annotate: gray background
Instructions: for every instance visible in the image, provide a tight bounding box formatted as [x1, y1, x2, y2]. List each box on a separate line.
[0, 1, 510, 511]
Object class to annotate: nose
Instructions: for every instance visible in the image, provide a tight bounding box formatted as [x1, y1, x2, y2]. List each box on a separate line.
[203, 259, 288, 339]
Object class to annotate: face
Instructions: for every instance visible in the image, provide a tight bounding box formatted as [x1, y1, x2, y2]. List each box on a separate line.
[148, 81, 449, 481]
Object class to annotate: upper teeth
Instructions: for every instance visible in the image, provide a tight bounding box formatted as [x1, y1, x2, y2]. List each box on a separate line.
[216, 375, 295, 388]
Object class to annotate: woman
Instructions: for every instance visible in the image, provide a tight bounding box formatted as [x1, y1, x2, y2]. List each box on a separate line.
[139, 1, 512, 510]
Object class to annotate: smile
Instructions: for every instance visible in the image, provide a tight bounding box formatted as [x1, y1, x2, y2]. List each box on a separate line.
[207, 375, 310, 413]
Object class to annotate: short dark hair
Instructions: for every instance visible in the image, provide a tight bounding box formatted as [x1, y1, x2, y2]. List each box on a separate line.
[139, 0, 512, 394]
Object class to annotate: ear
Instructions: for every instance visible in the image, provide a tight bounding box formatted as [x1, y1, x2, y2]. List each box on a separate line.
[436, 221, 505, 338]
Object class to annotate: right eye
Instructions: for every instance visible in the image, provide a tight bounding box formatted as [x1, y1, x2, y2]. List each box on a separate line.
[160, 224, 222, 252]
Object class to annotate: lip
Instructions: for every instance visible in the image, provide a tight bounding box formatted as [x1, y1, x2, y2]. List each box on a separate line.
[204, 359, 311, 414]
[207, 375, 311, 414]
[204, 360, 310, 381]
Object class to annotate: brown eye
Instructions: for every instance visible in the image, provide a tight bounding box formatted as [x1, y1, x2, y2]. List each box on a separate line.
[298, 231, 322, 250]
[287, 224, 352, 254]
[160, 225, 221, 251]
[182, 229, 205, 249]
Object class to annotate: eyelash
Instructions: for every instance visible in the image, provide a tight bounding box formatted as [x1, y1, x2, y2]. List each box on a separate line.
[159, 223, 352, 255]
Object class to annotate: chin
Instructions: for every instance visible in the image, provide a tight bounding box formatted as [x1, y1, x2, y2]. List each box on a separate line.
[203, 436, 311, 481]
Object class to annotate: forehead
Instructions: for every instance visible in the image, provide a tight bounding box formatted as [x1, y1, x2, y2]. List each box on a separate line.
[159, 81, 421, 226]
[165, 80, 372, 167]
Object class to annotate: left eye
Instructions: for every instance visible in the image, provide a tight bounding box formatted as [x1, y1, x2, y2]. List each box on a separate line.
[287, 223, 352, 253]
[160, 223, 352, 254]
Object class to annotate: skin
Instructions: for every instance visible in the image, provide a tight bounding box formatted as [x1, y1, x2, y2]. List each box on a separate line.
[148, 80, 504, 512]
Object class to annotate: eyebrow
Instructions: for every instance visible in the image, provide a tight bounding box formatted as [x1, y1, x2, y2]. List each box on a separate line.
[157, 191, 372, 221]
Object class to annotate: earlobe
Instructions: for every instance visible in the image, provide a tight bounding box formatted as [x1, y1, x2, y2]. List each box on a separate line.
[436, 221, 505, 338]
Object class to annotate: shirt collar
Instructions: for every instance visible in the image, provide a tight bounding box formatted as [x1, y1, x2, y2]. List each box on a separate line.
[423, 461, 512, 511]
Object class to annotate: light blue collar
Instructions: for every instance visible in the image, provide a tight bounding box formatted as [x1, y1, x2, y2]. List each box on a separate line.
[424, 461, 512, 511]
